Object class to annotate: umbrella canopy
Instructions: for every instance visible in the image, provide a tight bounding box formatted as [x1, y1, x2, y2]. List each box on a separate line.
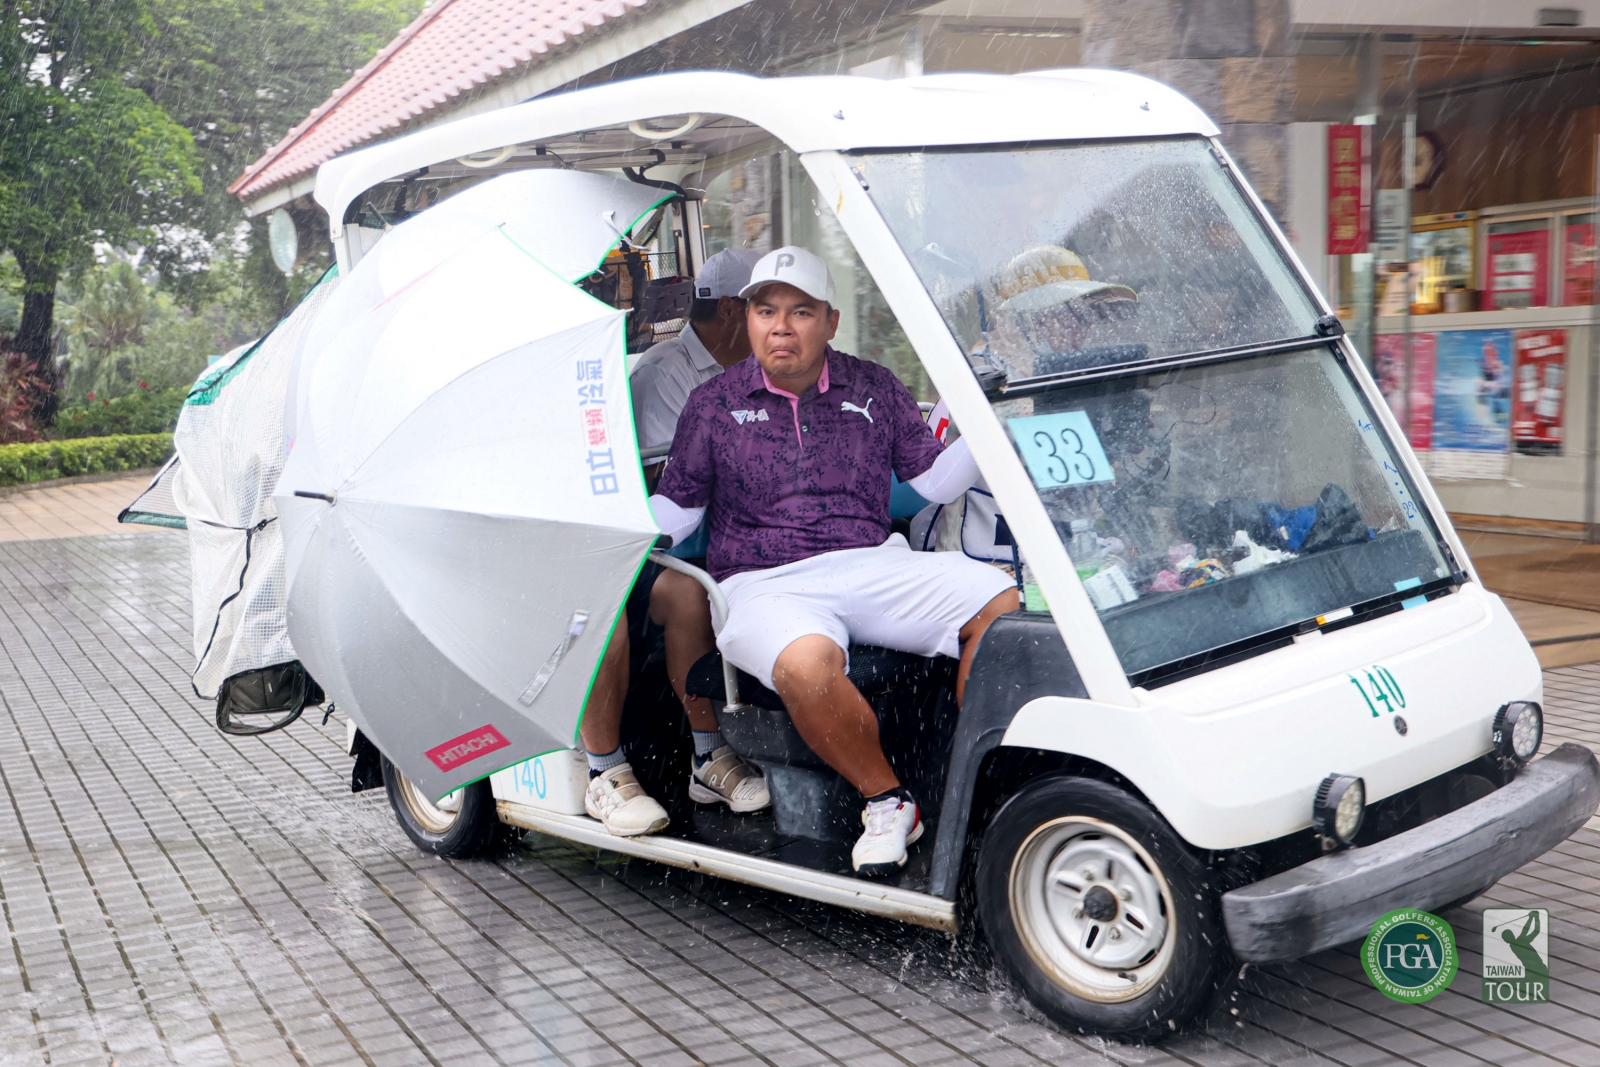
[276, 170, 668, 799]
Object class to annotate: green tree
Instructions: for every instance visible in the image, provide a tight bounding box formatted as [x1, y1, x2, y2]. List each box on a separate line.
[137, 0, 417, 237]
[132, 0, 419, 320]
[67, 260, 151, 357]
[0, 0, 203, 422]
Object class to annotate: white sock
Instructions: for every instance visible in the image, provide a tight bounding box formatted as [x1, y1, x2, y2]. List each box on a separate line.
[587, 746, 626, 777]
[692, 729, 724, 760]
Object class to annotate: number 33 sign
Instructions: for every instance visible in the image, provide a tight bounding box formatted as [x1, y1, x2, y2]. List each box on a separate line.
[1007, 411, 1116, 488]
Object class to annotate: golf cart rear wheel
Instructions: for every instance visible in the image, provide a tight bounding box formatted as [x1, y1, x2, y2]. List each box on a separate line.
[976, 776, 1223, 1040]
[381, 756, 500, 858]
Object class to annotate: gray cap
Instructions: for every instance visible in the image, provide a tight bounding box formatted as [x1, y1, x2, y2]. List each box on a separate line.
[694, 248, 763, 300]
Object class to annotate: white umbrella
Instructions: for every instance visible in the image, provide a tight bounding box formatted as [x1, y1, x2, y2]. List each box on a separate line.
[275, 169, 669, 799]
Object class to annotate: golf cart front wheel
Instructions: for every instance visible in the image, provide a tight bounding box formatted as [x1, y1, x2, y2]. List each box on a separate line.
[381, 756, 501, 858]
[976, 776, 1223, 1040]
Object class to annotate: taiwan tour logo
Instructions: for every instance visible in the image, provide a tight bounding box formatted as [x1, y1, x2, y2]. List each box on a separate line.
[1362, 909, 1458, 1002]
[1483, 909, 1550, 1003]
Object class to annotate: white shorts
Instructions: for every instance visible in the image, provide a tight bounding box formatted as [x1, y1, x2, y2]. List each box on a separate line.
[717, 534, 1016, 691]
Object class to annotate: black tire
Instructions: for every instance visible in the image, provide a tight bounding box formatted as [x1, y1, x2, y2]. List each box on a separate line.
[976, 776, 1224, 1042]
[381, 756, 502, 858]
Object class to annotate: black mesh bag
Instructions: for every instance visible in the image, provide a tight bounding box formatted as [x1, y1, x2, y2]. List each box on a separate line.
[215, 661, 324, 736]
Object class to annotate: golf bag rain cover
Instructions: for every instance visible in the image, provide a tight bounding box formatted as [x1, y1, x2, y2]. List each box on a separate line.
[174, 274, 341, 699]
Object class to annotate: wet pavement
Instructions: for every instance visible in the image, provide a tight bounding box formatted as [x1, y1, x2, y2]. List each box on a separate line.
[4, 531, 1600, 1066]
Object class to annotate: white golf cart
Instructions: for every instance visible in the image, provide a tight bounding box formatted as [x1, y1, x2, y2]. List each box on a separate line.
[276, 70, 1599, 1039]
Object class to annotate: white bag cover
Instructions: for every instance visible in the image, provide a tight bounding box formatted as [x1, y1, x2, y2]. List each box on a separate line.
[907, 398, 1014, 563]
[276, 169, 668, 800]
[909, 488, 1013, 563]
[173, 275, 341, 698]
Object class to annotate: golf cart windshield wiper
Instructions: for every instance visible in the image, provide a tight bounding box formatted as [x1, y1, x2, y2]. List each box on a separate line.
[1126, 574, 1461, 689]
[996, 332, 1331, 397]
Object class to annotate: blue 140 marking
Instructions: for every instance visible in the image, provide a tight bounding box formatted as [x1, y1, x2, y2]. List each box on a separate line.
[514, 758, 548, 799]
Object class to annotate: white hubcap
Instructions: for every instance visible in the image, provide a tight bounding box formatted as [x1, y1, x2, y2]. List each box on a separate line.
[398, 772, 462, 835]
[1010, 816, 1175, 1003]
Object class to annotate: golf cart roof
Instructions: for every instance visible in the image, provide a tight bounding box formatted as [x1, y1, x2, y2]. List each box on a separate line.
[314, 68, 1218, 242]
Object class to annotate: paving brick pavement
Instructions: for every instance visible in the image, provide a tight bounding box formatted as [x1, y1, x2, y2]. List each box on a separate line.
[0, 474, 155, 542]
[3, 530, 1600, 1066]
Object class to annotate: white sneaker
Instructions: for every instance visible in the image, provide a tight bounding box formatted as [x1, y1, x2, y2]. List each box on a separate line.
[688, 746, 770, 813]
[851, 792, 923, 876]
[584, 764, 670, 837]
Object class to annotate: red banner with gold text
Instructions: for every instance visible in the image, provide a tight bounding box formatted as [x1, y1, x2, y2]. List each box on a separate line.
[1327, 124, 1371, 255]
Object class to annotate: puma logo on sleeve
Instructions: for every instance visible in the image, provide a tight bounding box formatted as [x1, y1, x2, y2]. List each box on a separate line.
[841, 398, 874, 423]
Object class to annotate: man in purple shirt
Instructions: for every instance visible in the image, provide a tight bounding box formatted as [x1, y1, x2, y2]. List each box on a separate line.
[651, 246, 1018, 874]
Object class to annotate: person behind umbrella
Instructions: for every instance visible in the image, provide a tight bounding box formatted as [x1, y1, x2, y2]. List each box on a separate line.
[990, 244, 1138, 373]
[578, 249, 771, 837]
[630, 248, 763, 453]
[649, 245, 1018, 875]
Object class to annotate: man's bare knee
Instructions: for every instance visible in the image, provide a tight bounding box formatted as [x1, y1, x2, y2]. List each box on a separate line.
[771, 635, 846, 695]
[650, 569, 711, 627]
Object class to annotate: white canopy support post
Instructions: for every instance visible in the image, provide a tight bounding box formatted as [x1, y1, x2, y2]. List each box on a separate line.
[648, 550, 744, 712]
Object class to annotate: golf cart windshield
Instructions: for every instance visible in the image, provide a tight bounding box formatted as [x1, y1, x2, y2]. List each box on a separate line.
[990, 347, 1457, 683]
[852, 137, 1320, 380]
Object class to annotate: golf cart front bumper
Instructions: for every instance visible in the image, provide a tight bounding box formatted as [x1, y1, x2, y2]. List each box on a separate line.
[1222, 743, 1600, 962]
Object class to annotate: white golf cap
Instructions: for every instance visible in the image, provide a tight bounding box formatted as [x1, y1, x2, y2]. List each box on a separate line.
[693, 248, 762, 300]
[739, 245, 836, 305]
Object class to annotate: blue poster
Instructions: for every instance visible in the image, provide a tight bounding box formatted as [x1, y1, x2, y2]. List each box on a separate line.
[1432, 330, 1511, 452]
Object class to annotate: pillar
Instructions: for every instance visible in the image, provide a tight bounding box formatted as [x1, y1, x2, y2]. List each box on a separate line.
[1081, 0, 1294, 222]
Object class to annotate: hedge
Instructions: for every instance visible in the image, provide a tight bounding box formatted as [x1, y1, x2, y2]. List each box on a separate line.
[51, 387, 187, 439]
[0, 433, 174, 488]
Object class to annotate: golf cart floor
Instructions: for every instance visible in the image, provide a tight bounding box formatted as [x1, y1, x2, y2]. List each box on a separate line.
[659, 798, 937, 894]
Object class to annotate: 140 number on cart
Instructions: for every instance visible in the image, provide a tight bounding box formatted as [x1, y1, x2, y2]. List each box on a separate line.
[1349, 666, 1405, 718]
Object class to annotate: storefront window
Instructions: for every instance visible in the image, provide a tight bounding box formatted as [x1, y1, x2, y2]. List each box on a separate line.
[1410, 216, 1474, 312]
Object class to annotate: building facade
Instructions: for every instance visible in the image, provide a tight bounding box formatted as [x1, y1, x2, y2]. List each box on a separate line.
[237, 0, 1600, 531]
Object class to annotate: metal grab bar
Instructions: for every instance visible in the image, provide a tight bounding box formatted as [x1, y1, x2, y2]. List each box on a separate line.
[639, 443, 671, 462]
[647, 550, 745, 711]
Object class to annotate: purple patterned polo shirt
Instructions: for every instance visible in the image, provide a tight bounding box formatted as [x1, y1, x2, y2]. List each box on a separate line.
[656, 347, 943, 581]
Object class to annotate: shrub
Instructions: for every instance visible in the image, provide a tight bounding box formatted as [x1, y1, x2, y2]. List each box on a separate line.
[50, 386, 186, 439]
[0, 350, 46, 444]
[0, 433, 173, 487]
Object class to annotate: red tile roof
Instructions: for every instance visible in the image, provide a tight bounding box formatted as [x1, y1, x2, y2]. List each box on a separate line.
[230, 0, 649, 203]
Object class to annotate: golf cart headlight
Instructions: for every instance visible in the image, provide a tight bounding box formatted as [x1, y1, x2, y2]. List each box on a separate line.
[1313, 773, 1366, 848]
[1493, 701, 1543, 766]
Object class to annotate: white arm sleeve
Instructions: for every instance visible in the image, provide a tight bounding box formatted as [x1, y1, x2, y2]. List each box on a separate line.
[907, 437, 980, 505]
[648, 494, 706, 547]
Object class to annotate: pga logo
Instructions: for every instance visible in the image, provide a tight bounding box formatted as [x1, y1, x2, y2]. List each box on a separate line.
[1361, 909, 1458, 1003]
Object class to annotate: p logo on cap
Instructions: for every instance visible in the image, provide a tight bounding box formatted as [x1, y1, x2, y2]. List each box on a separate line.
[738, 245, 837, 304]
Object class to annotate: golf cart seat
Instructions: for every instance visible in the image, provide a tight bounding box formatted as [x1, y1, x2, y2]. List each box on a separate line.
[685, 645, 937, 768]
[685, 646, 956, 844]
